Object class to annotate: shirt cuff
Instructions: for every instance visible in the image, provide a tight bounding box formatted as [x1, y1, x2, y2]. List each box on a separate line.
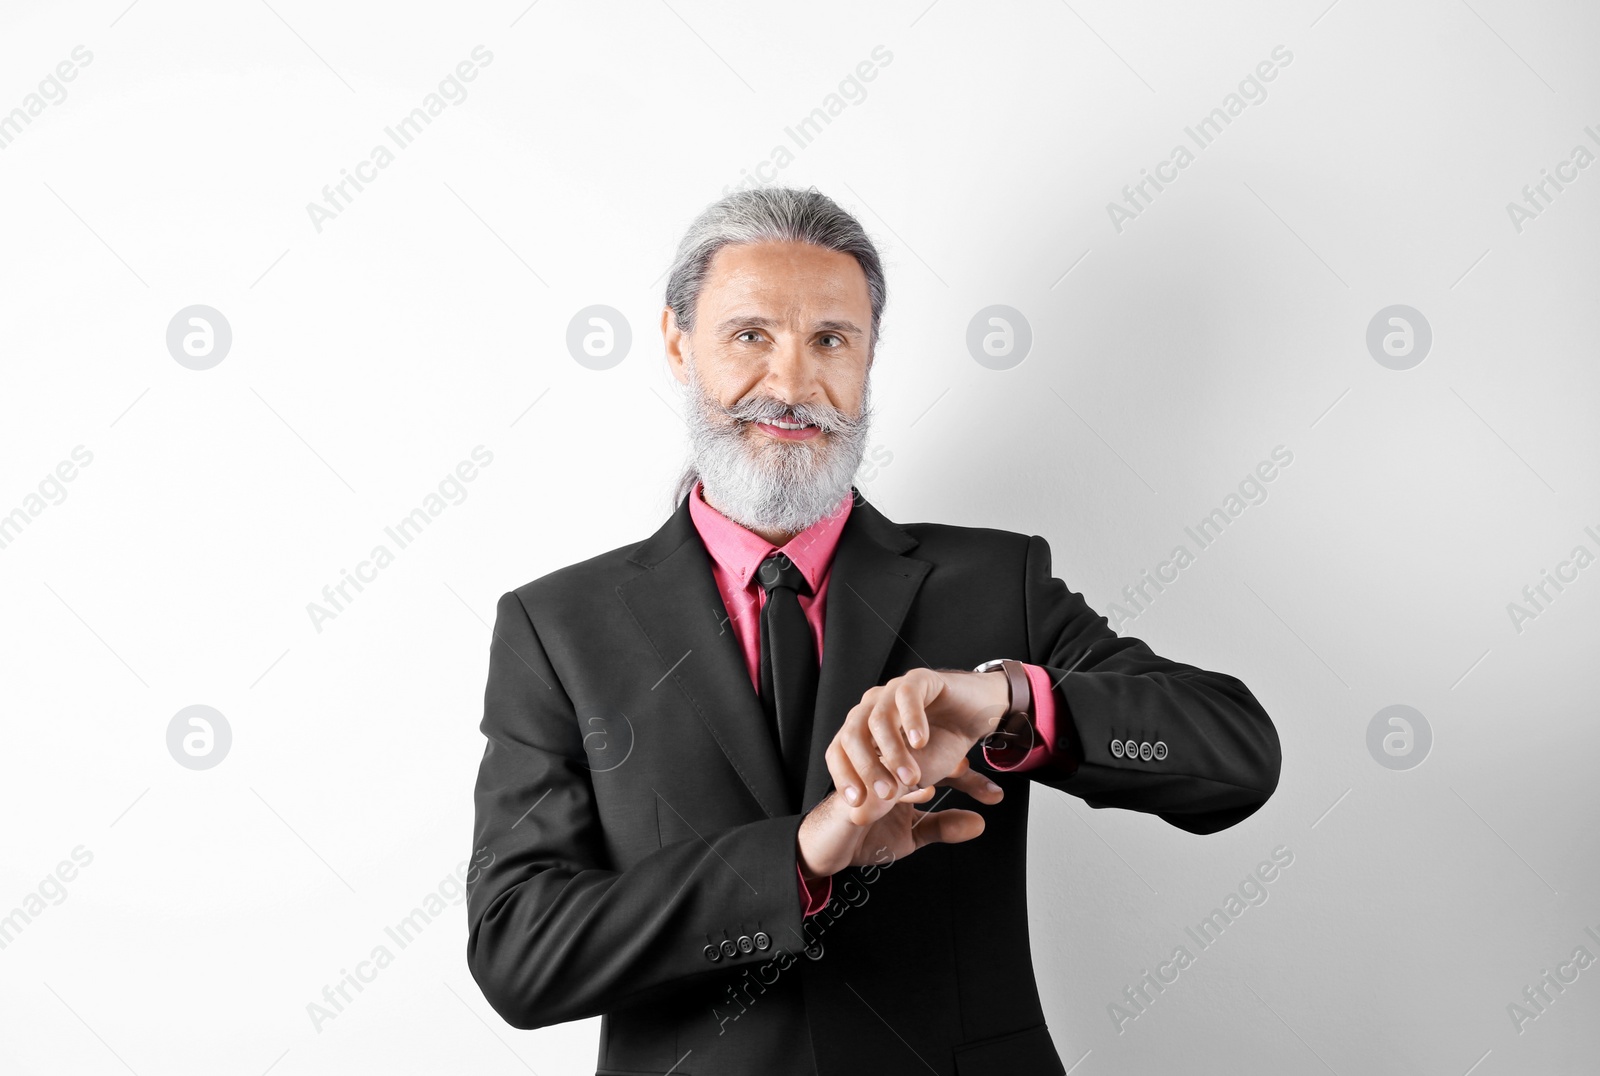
[981, 662, 1060, 772]
[798, 862, 832, 917]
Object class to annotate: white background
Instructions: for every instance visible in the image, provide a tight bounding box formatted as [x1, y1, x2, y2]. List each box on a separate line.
[2, 1, 1597, 1073]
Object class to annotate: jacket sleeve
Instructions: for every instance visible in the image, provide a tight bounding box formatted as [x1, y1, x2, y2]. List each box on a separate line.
[465, 590, 809, 1029]
[1006, 534, 1282, 834]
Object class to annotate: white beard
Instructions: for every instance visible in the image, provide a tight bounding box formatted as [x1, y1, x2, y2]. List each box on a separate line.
[682, 360, 872, 536]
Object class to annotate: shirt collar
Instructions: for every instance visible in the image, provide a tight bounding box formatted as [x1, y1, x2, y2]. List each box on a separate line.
[687, 480, 854, 594]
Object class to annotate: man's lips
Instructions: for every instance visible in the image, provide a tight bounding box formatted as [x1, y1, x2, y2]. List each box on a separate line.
[751, 418, 822, 441]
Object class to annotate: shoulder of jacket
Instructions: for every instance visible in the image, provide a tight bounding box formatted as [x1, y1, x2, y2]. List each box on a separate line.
[504, 532, 657, 607]
[898, 519, 1034, 558]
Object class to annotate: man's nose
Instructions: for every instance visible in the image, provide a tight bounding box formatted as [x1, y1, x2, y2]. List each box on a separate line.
[762, 335, 817, 406]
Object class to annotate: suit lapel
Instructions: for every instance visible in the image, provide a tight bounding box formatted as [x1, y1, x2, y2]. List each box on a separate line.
[801, 494, 930, 813]
[616, 495, 792, 819]
[616, 490, 930, 819]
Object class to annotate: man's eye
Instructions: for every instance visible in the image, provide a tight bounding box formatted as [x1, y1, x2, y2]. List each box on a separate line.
[819, 333, 842, 347]
[737, 330, 763, 343]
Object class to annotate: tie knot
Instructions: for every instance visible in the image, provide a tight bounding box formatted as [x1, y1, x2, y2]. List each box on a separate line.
[756, 552, 810, 597]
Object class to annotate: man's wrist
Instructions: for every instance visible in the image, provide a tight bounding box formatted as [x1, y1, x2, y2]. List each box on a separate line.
[976, 669, 1009, 735]
[796, 823, 833, 885]
[972, 659, 1036, 756]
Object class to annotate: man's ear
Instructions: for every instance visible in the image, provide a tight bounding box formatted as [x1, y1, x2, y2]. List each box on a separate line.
[662, 306, 690, 385]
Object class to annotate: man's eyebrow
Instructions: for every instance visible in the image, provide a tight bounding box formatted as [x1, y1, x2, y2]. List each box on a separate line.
[713, 315, 865, 336]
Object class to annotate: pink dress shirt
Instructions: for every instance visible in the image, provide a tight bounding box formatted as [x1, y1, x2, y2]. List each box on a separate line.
[686, 482, 1066, 918]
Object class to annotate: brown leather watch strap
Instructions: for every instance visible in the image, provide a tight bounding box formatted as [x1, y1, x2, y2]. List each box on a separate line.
[977, 658, 1035, 755]
[999, 658, 1031, 721]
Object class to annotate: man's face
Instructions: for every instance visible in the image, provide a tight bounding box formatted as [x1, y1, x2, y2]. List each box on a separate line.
[663, 239, 873, 433]
[662, 239, 876, 535]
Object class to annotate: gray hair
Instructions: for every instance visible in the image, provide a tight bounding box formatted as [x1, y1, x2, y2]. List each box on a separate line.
[663, 185, 887, 356]
[664, 186, 886, 508]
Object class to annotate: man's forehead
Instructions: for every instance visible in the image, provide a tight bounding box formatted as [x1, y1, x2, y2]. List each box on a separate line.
[700, 241, 870, 311]
[706, 241, 864, 284]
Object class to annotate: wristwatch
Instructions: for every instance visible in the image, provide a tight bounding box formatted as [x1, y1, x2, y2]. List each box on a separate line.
[972, 658, 1034, 754]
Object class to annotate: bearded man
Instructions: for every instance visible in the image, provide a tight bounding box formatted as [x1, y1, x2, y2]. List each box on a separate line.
[466, 186, 1281, 1076]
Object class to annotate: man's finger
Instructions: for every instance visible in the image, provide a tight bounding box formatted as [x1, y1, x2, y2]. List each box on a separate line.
[937, 765, 1004, 805]
[828, 701, 876, 806]
[870, 687, 920, 791]
[897, 785, 937, 804]
[826, 733, 866, 809]
[903, 669, 939, 749]
[840, 720, 905, 826]
[850, 695, 905, 803]
[886, 678, 929, 784]
[911, 808, 985, 850]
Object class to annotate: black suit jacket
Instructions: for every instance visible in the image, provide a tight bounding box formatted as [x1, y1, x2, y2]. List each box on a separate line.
[466, 489, 1281, 1076]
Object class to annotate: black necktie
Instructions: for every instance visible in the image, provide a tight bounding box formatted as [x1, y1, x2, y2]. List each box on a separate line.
[757, 552, 818, 812]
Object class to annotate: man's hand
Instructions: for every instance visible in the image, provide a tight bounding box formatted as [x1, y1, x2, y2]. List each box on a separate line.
[796, 756, 1003, 882]
[825, 668, 1012, 826]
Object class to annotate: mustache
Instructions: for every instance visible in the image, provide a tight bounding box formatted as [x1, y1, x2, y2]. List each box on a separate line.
[717, 393, 872, 436]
